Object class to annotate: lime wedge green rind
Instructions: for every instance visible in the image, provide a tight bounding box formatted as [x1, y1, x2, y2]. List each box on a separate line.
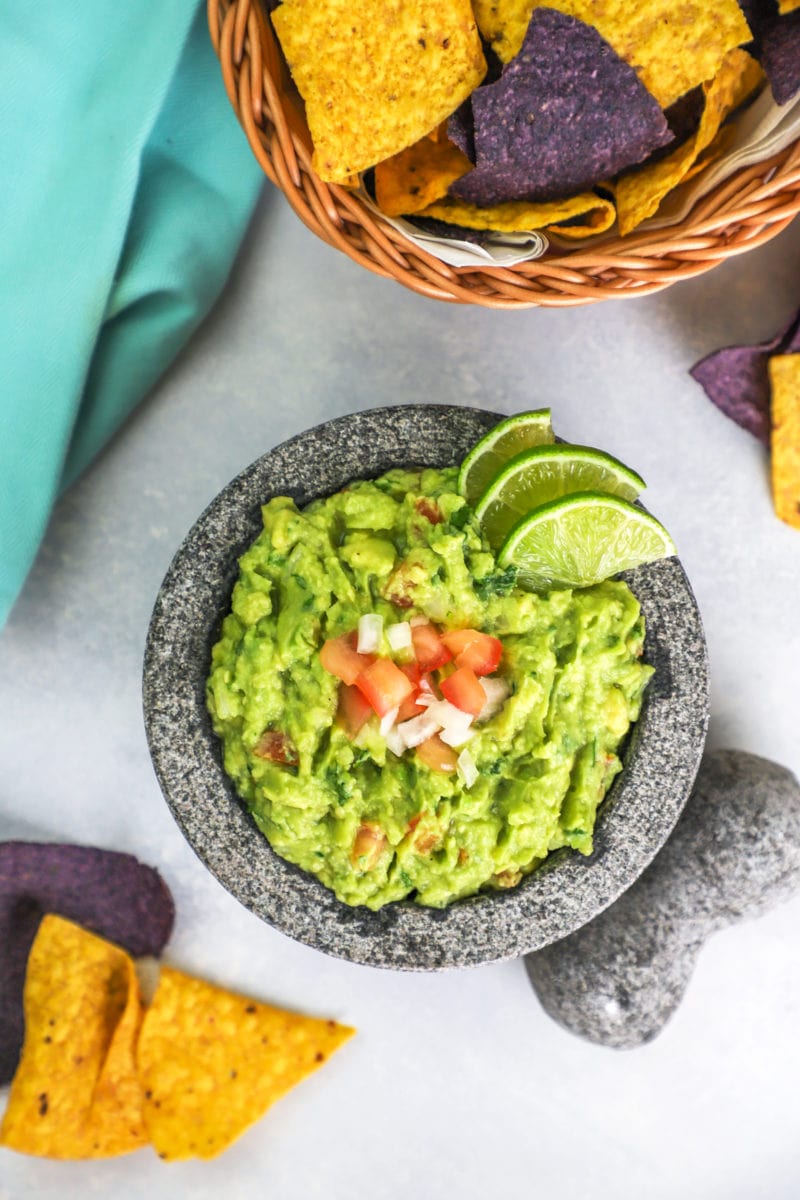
[497, 491, 676, 592]
[474, 443, 647, 549]
[457, 409, 554, 503]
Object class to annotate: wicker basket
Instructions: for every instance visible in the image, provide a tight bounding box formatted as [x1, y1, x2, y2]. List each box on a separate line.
[209, 0, 800, 308]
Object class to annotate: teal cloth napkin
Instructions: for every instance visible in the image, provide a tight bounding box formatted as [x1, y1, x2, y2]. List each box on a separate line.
[0, 3, 263, 627]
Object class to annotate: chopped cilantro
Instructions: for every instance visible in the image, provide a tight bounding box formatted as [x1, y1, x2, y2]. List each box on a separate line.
[448, 505, 472, 531]
[474, 565, 519, 601]
[326, 768, 351, 803]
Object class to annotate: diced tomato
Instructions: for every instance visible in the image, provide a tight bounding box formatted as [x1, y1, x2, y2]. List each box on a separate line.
[350, 823, 388, 870]
[413, 826, 441, 854]
[414, 498, 443, 524]
[252, 730, 299, 766]
[440, 666, 486, 716]
[396, 692, 422, 722]
[320, 634, 374, 686]
[336, 684, 373, 739]
[441, 629, 503, 675]
[411, 622, 452, 671]
[355, 658, 415, 717]
[418, 672, 438, 696]
[393, 662, 424, 721]
[399, 662, 422, 688]
[415, 735, 458, 773]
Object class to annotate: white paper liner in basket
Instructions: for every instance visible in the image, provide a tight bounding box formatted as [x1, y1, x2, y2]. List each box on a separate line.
[360, 86, 800, 267]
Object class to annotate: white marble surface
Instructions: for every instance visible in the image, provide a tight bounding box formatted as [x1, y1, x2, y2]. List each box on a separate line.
[2, 189, 799, 1200]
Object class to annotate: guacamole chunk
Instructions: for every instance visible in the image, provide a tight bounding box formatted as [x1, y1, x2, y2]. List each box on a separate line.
[206, 467, 653, 910]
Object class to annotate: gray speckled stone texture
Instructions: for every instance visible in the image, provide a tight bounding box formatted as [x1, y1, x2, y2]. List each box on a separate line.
[143, 405, 709, 971]
[525, 749, 800, 1046]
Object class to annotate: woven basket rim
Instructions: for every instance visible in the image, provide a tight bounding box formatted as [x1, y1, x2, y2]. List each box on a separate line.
[209, 0, 800, 307]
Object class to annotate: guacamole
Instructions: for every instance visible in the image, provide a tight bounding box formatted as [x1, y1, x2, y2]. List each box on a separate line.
[206, 467, 652, 910]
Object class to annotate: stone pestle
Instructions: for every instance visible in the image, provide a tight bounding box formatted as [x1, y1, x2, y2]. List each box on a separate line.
[525, 748, 800, 1048]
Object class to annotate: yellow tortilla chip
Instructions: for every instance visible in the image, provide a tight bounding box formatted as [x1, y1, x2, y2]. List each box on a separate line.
[418, 191, 616, 234]
[547, 196, 618, 239]
[615, 49, 763, 236]
[778, 0, 800, 12]
[375, 136, 473, 216]
[427, 123, 448, 143]
[0, 916, 146, 1159]
[472, 0, 752, 108]
[136, 966, 355, 1161]
[769, 354, 800, 530]
[272, 0, 486, 184]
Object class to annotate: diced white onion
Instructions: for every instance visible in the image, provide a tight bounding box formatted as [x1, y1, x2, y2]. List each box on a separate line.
[419, 700, 474, 744]
[384, 726, 406, 757]
[477, 676, 511, 722]
[440, 724, 474, 749]
[387, 621, 412, 652]
[423, 699, 474, 748]
[379, 706, 399, 736]
[357, 613, 383, 654]
[418, 676, 435, 695]
[457, 748, 479, 788]
[410, 615, 430, 627]
[397, 712, 440, 749]
[415, 692, 435, 707]
[425, 698, 470, 727]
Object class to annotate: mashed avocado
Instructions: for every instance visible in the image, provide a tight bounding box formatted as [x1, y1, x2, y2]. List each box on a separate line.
[207, 467, 653, 910]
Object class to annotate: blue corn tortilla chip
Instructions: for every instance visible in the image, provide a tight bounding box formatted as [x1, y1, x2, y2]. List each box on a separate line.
[447, 100, 476, 163]
[737, 0, 800, 104]
[410, 215, 488, 242]
[758, 11, 800, 104]
[0, 842, 175, 1084]
[690, 307, 800, 443]
[450, 8, 673, 207]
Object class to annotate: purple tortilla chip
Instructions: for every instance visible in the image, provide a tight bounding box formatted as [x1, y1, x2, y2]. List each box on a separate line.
[410, 215, 490, 243]
[760, 10, 800, 104]
[447, 100, 476, 164]
[737, 0, 800, 105]
[450, 9, 673, 207]
[0, 841, 175, 1084]
[689, 307, 800, 443]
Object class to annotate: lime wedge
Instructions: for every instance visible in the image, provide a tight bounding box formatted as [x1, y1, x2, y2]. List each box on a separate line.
[497, 492, 676, 592]
[474, 444, 646, 549]
[458, 410, 554, 503]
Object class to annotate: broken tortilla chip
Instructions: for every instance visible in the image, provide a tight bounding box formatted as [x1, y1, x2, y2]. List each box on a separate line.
[375, 136, 472, 216]
[778, 0, 800, 11]
[472, 0, 753, 108]
[614, 49, 763, 236]
[769, 354, 800, 529]
[136, 966, 355, 1161]
[0, 916, 146, 1159]
[271, 0, 486, 183]
[0, 840, 174, 1086]
[418, 191, 615, 234]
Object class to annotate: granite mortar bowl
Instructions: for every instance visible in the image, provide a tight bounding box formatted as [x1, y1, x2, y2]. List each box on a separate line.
[143, 404, 710, 971]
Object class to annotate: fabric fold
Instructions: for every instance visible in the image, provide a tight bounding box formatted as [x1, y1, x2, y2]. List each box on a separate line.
[0, 2, 263, 625]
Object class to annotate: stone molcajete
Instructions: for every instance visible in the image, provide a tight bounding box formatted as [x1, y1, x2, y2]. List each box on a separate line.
[525, 748, 800, 1048]
[144, 405, 709, 971]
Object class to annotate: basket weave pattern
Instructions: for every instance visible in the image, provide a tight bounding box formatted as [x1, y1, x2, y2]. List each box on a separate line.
[209, 0, 800, 308]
